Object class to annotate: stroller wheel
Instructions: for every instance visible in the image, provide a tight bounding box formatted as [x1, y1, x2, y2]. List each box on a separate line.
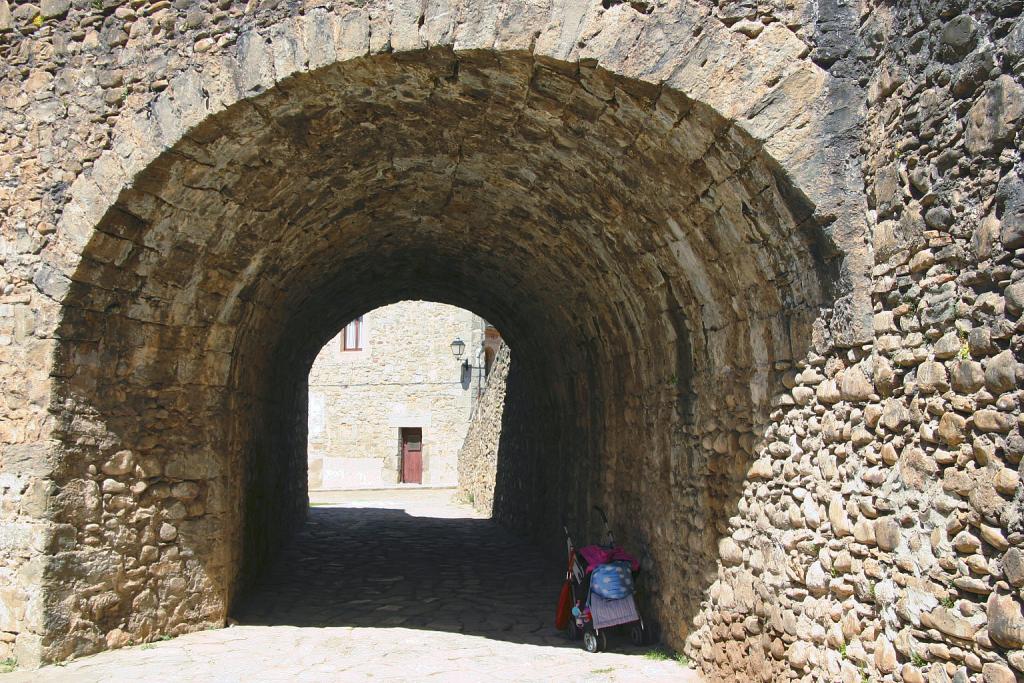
[583, 629, 602, 653]
[629, 622, 645, 646]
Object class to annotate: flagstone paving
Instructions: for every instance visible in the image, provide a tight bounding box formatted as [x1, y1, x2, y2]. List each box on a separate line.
[7, 489, 698, 682]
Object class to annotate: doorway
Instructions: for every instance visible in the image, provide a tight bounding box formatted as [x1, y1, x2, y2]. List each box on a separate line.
[400, 428, 423, 484]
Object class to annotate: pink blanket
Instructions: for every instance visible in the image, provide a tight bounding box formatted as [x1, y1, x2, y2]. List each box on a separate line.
[578, 545, 640, 573]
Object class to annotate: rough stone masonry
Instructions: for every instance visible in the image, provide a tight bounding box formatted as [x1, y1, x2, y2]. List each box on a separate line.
[0, 0, 1022, 681]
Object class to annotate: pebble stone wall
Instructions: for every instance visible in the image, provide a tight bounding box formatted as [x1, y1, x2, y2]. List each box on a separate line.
[0, 0, 1021, 682]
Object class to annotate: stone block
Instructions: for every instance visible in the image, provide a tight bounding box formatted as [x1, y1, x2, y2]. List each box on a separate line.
[984, 350, 1019, 395]
[997, 171, 1024, 251]
[916, 361, 949, 394]
[101, 451, 134, 476]
[13, 632, 41, 669]
[899, 447, 937, 490]
[0, 587, 25, 632]
[1004, 281, 1024, 318]
[163, 452, 219, 480]
[966, 76, 1024, 155]
[981, 663, 1016, 683]
[840, 367, 874, 402]
[951, 360, 985, 393]
[39, 0, 67, 18]
[921, 607, 978, 640]
[874, 517, 901, 552]
[974, 410, 1013, 433]
[719, 538, 743, 566]
[1003, 548, 1024, 587]
[987, 593, 1024, 649]
[940, 15, 978, 60]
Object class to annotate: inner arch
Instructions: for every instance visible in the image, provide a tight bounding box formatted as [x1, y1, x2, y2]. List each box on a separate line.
[48, 48, 838, 661]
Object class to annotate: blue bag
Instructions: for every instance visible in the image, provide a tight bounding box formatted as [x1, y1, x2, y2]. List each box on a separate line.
[590, 560, 634, 599]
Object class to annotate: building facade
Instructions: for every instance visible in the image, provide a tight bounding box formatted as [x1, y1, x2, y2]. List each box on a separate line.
[307, 301, 485, 490]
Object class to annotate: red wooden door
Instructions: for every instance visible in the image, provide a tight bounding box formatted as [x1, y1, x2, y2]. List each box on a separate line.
[401, 428, 423, 484]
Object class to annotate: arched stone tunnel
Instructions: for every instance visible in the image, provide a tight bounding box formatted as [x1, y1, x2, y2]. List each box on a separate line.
[7, 0, 1023, 680]
[47, 48, 843, 662]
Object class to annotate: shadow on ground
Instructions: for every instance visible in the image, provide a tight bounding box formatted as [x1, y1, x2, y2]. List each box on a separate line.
[231, 505, 643, 652]
[3, 497, 696, 683]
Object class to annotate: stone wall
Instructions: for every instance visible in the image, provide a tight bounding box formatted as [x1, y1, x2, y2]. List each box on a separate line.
[456, 342, 510, 513]
[681, 1, 1024, 681]
[307, 301, 478, 490]
[0, 0, 1021, 681]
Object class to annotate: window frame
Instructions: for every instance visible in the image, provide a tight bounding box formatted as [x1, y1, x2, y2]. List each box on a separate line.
[341, 316, 363, 351]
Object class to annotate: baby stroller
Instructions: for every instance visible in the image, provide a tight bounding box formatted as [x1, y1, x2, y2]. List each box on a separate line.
[556, 506, 646, 653]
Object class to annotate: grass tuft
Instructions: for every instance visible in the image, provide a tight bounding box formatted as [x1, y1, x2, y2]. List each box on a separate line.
[643, 649, 693, 668]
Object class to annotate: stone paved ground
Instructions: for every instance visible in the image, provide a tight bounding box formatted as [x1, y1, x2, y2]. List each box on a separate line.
[7, 489, 698, 682]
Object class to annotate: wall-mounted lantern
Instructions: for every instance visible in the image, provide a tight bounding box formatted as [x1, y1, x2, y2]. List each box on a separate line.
[451, 336, 487, 395]
[450, 337, 466, 361]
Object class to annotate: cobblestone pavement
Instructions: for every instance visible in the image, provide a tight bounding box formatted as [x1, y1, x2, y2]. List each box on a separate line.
[8, 489, 698, 682]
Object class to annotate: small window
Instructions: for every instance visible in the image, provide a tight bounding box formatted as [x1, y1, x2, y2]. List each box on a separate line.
[406, 432, 422, 451]
[341, 316, 363, 351]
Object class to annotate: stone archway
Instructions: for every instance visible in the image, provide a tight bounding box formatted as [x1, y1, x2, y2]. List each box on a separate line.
[44, 47, 856, 663]
[8, 0, 871, 672]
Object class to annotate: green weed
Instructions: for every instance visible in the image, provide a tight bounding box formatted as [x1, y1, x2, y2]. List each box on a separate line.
[644, 649, 670, 661]
[957, 329, 970, 359]
[0, 658, 16, 674]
